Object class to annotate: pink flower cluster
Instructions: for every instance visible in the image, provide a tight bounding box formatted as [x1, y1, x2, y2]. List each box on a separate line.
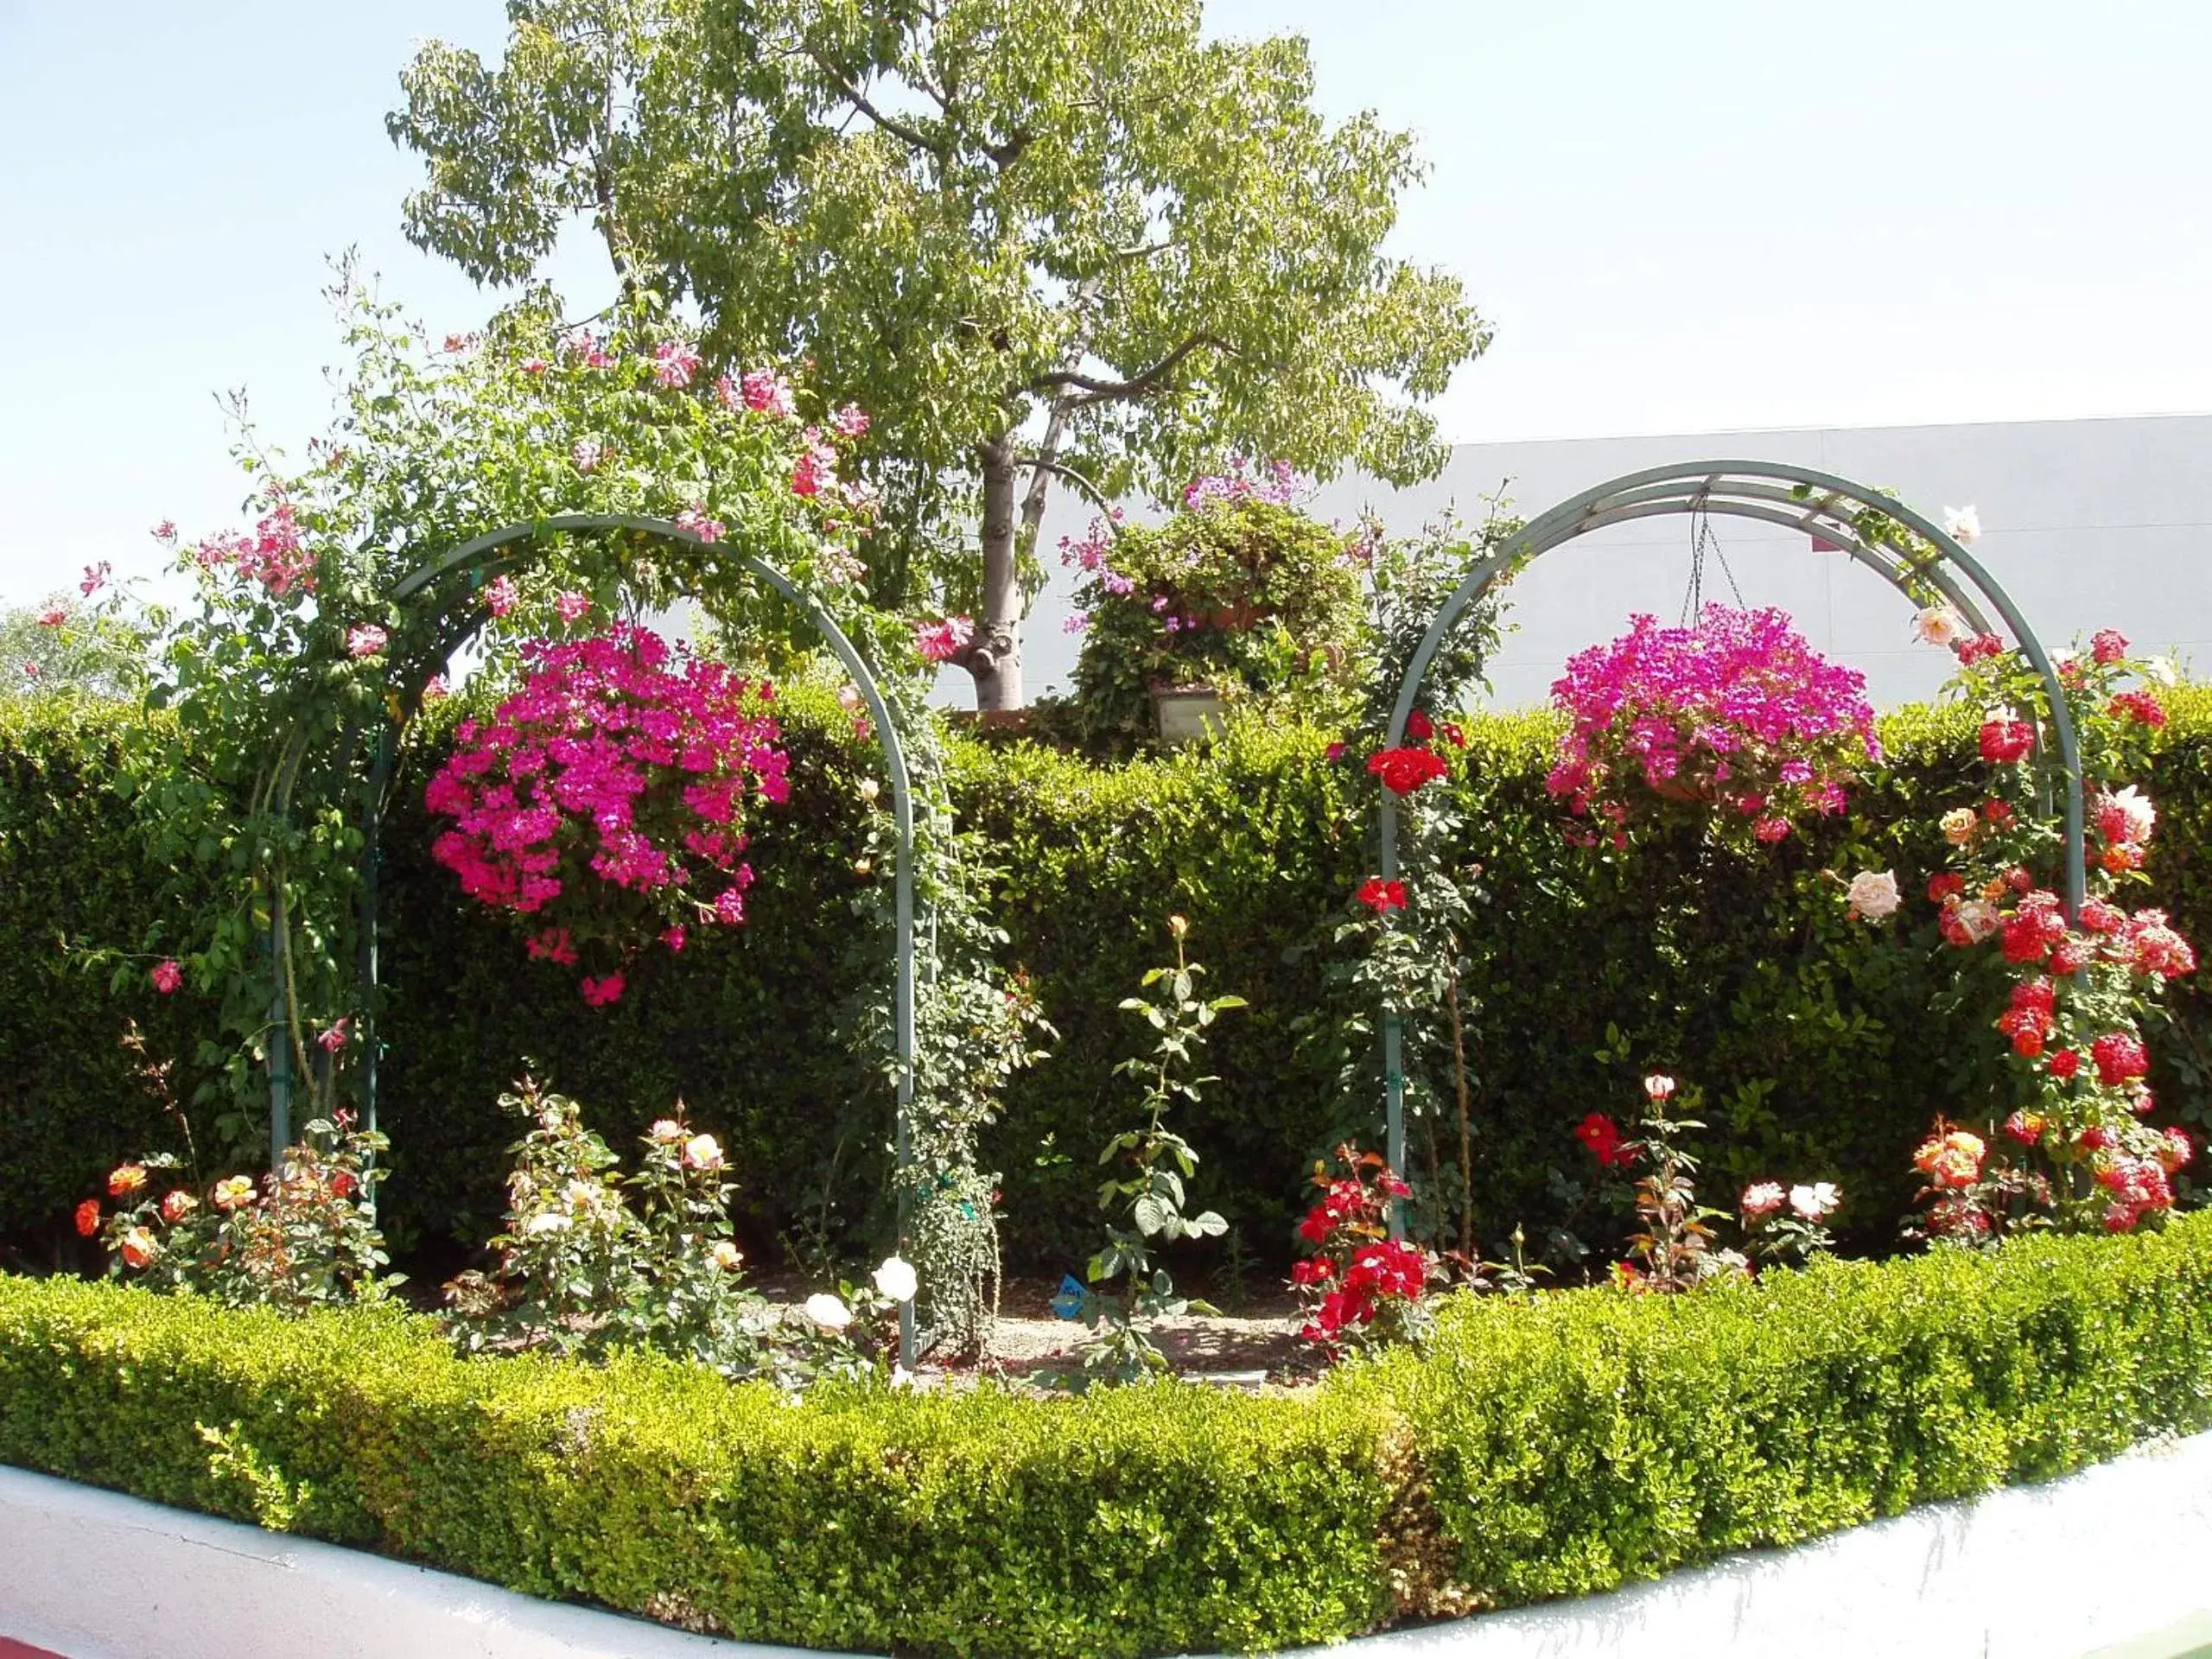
[425, 626, 787, 1002]
[1182, 455, 1302, 512]
[194, 503, 317, 595]
[914, 616, 974, 664]
[1545, 606, 1878, 842]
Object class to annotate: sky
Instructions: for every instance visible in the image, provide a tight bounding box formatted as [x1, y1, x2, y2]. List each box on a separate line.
[3, 0, 2210, 609]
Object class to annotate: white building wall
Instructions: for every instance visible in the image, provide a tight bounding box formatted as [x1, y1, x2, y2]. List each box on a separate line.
[1007, 414, 2212, 711]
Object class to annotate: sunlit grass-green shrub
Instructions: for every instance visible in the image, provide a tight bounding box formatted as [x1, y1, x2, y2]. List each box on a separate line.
[5, 1214, 2211, 1655]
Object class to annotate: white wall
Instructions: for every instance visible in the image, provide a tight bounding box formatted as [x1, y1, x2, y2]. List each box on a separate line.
[1007, 414, 2212, 711]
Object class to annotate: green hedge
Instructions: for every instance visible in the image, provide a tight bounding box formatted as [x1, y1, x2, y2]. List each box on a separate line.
[2, 688, 2207, 1274]
[6, 1217, 2212, 1654]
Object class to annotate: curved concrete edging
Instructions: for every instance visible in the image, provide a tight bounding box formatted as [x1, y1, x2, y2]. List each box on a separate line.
[5, 1431, 2212, 1659]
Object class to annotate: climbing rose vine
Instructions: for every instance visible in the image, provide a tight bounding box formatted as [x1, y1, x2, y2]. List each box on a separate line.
[426, 625, 787, 1001]
[1545, 604, 1878, 847]
[1910, 625, 2196, 1238]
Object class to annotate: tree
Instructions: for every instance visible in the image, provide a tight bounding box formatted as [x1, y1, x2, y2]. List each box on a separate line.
[0, 594, 148, 701]
[389, 0, 1487, 706]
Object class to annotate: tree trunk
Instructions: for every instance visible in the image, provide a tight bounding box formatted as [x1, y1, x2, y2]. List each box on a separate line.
[972, 436, 1023, 710]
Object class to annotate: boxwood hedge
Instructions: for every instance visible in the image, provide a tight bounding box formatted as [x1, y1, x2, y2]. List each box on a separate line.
[2, 688, 2206, 1274]
[4, 1216, 2211, 1656]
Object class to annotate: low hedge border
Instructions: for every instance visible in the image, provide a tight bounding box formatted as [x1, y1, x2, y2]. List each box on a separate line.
[6, 1214, 2212, 1657]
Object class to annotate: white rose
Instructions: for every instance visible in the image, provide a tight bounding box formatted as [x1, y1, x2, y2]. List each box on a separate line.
[1911, 607, 1967, 647]
[524, 1211, 571, 1235]
[802, 1293, 852, 1331]
[1941, 806, 1979, 847]
[2143, 657, 2178, 687]
[1643, 1074, 1675, 1101]
[709, 1240, 743, 1272]
[648, 1118, 683, 1141]
[1789, 1182, 1840, 1221]
[872, 1255, 918, 1303]
[1954, 899, 2002, 944]
[2108, 785, 2157, 844]
[683, 1134, 724, 1172]
[1846, 869, 1900, 922]
[1942, 505, 1982, 544]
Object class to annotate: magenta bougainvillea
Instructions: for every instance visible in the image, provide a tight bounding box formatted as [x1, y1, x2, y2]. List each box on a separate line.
[425, 625, 788, 1002]
[1545, 604, 1878, 846]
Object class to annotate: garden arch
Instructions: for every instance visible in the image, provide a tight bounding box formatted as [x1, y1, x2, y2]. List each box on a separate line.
[1375, 460, 2087, 1188]
[259, 512, 919, 1355]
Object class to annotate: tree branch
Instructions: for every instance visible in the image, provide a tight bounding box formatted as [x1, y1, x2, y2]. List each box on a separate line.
[807, 50, 942, 156]
[1015, 455, 1123, 531]
[1025, 334, 1229, 406]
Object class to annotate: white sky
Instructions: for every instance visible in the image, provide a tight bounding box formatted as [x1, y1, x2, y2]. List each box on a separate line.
[4, 0, 2209, 608]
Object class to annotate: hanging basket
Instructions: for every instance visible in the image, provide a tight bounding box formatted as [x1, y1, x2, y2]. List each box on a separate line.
[1544, 605, 1879, 844]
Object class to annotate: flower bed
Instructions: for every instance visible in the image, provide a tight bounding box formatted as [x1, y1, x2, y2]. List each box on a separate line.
[6, 1216, 2212, 1656]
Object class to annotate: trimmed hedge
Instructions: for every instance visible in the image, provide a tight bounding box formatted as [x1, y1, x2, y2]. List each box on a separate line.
[2, 688, 2207, 1272]
[5, 1217, 2212, 1654]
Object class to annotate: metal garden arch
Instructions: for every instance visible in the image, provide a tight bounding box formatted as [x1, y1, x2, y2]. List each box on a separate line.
[1375, 460, 2088, 1189]
[261, 513, 921, 1358]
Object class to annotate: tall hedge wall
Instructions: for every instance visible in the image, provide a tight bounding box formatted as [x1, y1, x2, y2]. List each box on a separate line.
[2, 687, 2206, 1276]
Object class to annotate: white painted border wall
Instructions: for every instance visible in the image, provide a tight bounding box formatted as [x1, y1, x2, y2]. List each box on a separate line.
[6, 1432, 2212, 1659]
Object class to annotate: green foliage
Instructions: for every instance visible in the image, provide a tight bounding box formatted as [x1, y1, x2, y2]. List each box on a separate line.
[0, 696, 223, 1261]
[0, 1273, 1400, 1657]
[388, 0, 1487, 702]
[5, 1217, 2212, 1651]
[1068, 497, 1367, 736]
[1384, 1216, 2212, 1609]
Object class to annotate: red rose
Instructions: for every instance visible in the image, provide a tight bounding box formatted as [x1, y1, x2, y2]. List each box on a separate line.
[1928, 873, 1967, 904]
[1404, 710, 1433, 743]
[1574, 1112, 1629, 1166]
[1357, 877, 1408, 913]
[2091, 1031, 2149, 1088]
[1367, 747, 1448, 795]
[1979, 720, 2036, 764]
[2108, 690, 2167, 728]
[2091, 628, 2130, 665]
[73, 1199, 101, 1237]
[2048, 1049, 2081, 1079]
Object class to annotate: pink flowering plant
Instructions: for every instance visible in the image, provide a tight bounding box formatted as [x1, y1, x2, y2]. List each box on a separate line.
[109, 272, 878, 1138]
[424, 624, 789, 999]
[1545, 605, 1880, 850]
[1909, 623, 2196, 1236]
[1065, 477, 1367, 737]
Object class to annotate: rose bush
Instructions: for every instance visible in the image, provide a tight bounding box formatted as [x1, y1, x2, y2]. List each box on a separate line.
[1910, 626, 2196, 1237]
[82, 1113, 397, 1310]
